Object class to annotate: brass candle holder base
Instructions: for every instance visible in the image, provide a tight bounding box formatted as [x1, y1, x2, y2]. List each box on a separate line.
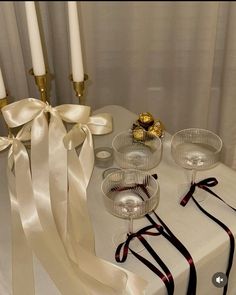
[29, 68, 51, 103]
[0, 97, 7, 109]
[0, 96, 12, 136]
[70, 74, 88, 105]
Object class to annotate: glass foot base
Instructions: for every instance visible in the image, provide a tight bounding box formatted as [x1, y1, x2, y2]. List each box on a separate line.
[112, 229, 146, 253]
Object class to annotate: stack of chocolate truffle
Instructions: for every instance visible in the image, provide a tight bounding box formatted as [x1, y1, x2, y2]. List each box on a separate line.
[132, 112, 164, 141]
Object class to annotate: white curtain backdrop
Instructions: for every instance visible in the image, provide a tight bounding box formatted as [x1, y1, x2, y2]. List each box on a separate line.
[0, 1, 236, 168]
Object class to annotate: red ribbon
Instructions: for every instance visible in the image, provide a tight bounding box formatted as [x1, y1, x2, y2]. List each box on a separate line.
[139, 182, 197, 295]
[115, 224, 175, 295]
[180, 178, 218, 206]
[114, 175, 197, 295]
[147, 213, 197, 295]
[181, 177, 235, 295]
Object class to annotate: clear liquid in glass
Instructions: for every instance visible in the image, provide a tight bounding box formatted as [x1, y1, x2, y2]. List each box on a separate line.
[174, 142, 218, 169]
[108, 190, 145, 218]
[119, 143, 152, 168]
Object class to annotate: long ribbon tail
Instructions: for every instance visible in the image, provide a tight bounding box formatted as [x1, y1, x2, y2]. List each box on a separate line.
[67, 126, 95, 251]
[137, 182, 197, 294]
[18, 115, 119, 295]
[192, 196, 234, 295]
[144, 213, 197, 295]
[49, 114, 68, 244]
[136, 235, 174, 295]
[2, 100, 139, 294]
[7, 158, 35, 295]
[67, 139, 127, 293]
[14, 138, 94, 295]
[67, 127, 147, 295]
[200, 185, 236, 212]
[151, 213, 197, 295]
[115, 225, 174, 295]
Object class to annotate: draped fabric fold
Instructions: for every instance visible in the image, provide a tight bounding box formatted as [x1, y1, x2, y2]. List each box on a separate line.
[64, 111, 147, 294]
[2, 98, 92, 244]
[12, 136, 107, 295]
[1, 98, 147, 295]
[0, 127, 34, 295]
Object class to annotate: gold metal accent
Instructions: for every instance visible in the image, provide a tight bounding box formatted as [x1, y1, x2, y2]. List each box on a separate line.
[29, 68, 50, 103]
[0, 97, 7, 109]
[70, 74, 88, 104]
[0, 96, 12, 136]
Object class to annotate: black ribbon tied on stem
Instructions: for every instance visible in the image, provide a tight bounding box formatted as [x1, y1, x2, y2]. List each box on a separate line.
[181, 177, 236, 295]
[115, 224, 175, 295]
[114, 174, 197, 295]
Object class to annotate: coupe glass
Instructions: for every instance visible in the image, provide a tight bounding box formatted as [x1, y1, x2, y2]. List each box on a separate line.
[112, 130, 162, 170]
[171, 128, 222, 201]
[101, 169, 159, 251]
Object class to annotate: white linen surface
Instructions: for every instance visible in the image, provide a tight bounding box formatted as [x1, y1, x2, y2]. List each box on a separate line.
[0, 105, 236, 295]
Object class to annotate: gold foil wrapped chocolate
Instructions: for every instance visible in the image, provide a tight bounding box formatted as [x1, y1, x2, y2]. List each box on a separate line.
[132, 112, 164, 140]
[147, 119, 165, 138]
[132, 126, 146, 141]
[153, 119, 165, 130]
[138, 112, 154, 129]
[147, 125, 163, 138]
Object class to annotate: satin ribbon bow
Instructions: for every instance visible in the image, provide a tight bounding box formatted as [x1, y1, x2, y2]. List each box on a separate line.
[1, 103, 105, 294]
[2, 98, 93, 242]
[180, 178, 218, 206]
[0, 126, 34, 295]
[2, 98, 147, 295]
[63, 112, 113, 150]
[0, 123, 31, 155]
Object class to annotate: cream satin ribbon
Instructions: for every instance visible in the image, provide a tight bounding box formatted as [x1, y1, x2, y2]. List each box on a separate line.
[64, 119, 148, 295]
[13, 133, 110, 295]
[2, 98, 91, 245]
[64, 115, 111, 255]
[0, 126, 34, 295]
[2, 98, 147, 295]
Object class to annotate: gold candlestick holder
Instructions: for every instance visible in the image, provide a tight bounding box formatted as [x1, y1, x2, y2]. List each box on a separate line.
[0, 97, 7, 109]
[0, 96, 12, 137]
[29, 68, 51, 103]
[70, 74, 88, 105]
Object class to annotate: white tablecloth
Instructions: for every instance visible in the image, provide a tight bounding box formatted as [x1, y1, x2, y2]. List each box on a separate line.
[1, 105, 236, 295]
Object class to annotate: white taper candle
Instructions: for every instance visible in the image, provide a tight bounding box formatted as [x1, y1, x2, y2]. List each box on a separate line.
[25, 1, 46, 76]
[68, 2, 84, 82]
[0, 68, 6, 99]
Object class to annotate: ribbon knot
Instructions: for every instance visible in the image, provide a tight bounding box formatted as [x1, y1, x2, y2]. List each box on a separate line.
[180, 177, 218, 206]
[63, 113, 113, 150]
[115, 224, 163, 263]
[0, 123, 31, 153]
[0, 136, 13, 151]
[8, 137, 14, 144]
[44, 102, 53, 113]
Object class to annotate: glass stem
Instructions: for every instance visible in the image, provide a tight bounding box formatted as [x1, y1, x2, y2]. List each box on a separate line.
[128, 217, 133, 234]
[191, 169, 197, 184]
